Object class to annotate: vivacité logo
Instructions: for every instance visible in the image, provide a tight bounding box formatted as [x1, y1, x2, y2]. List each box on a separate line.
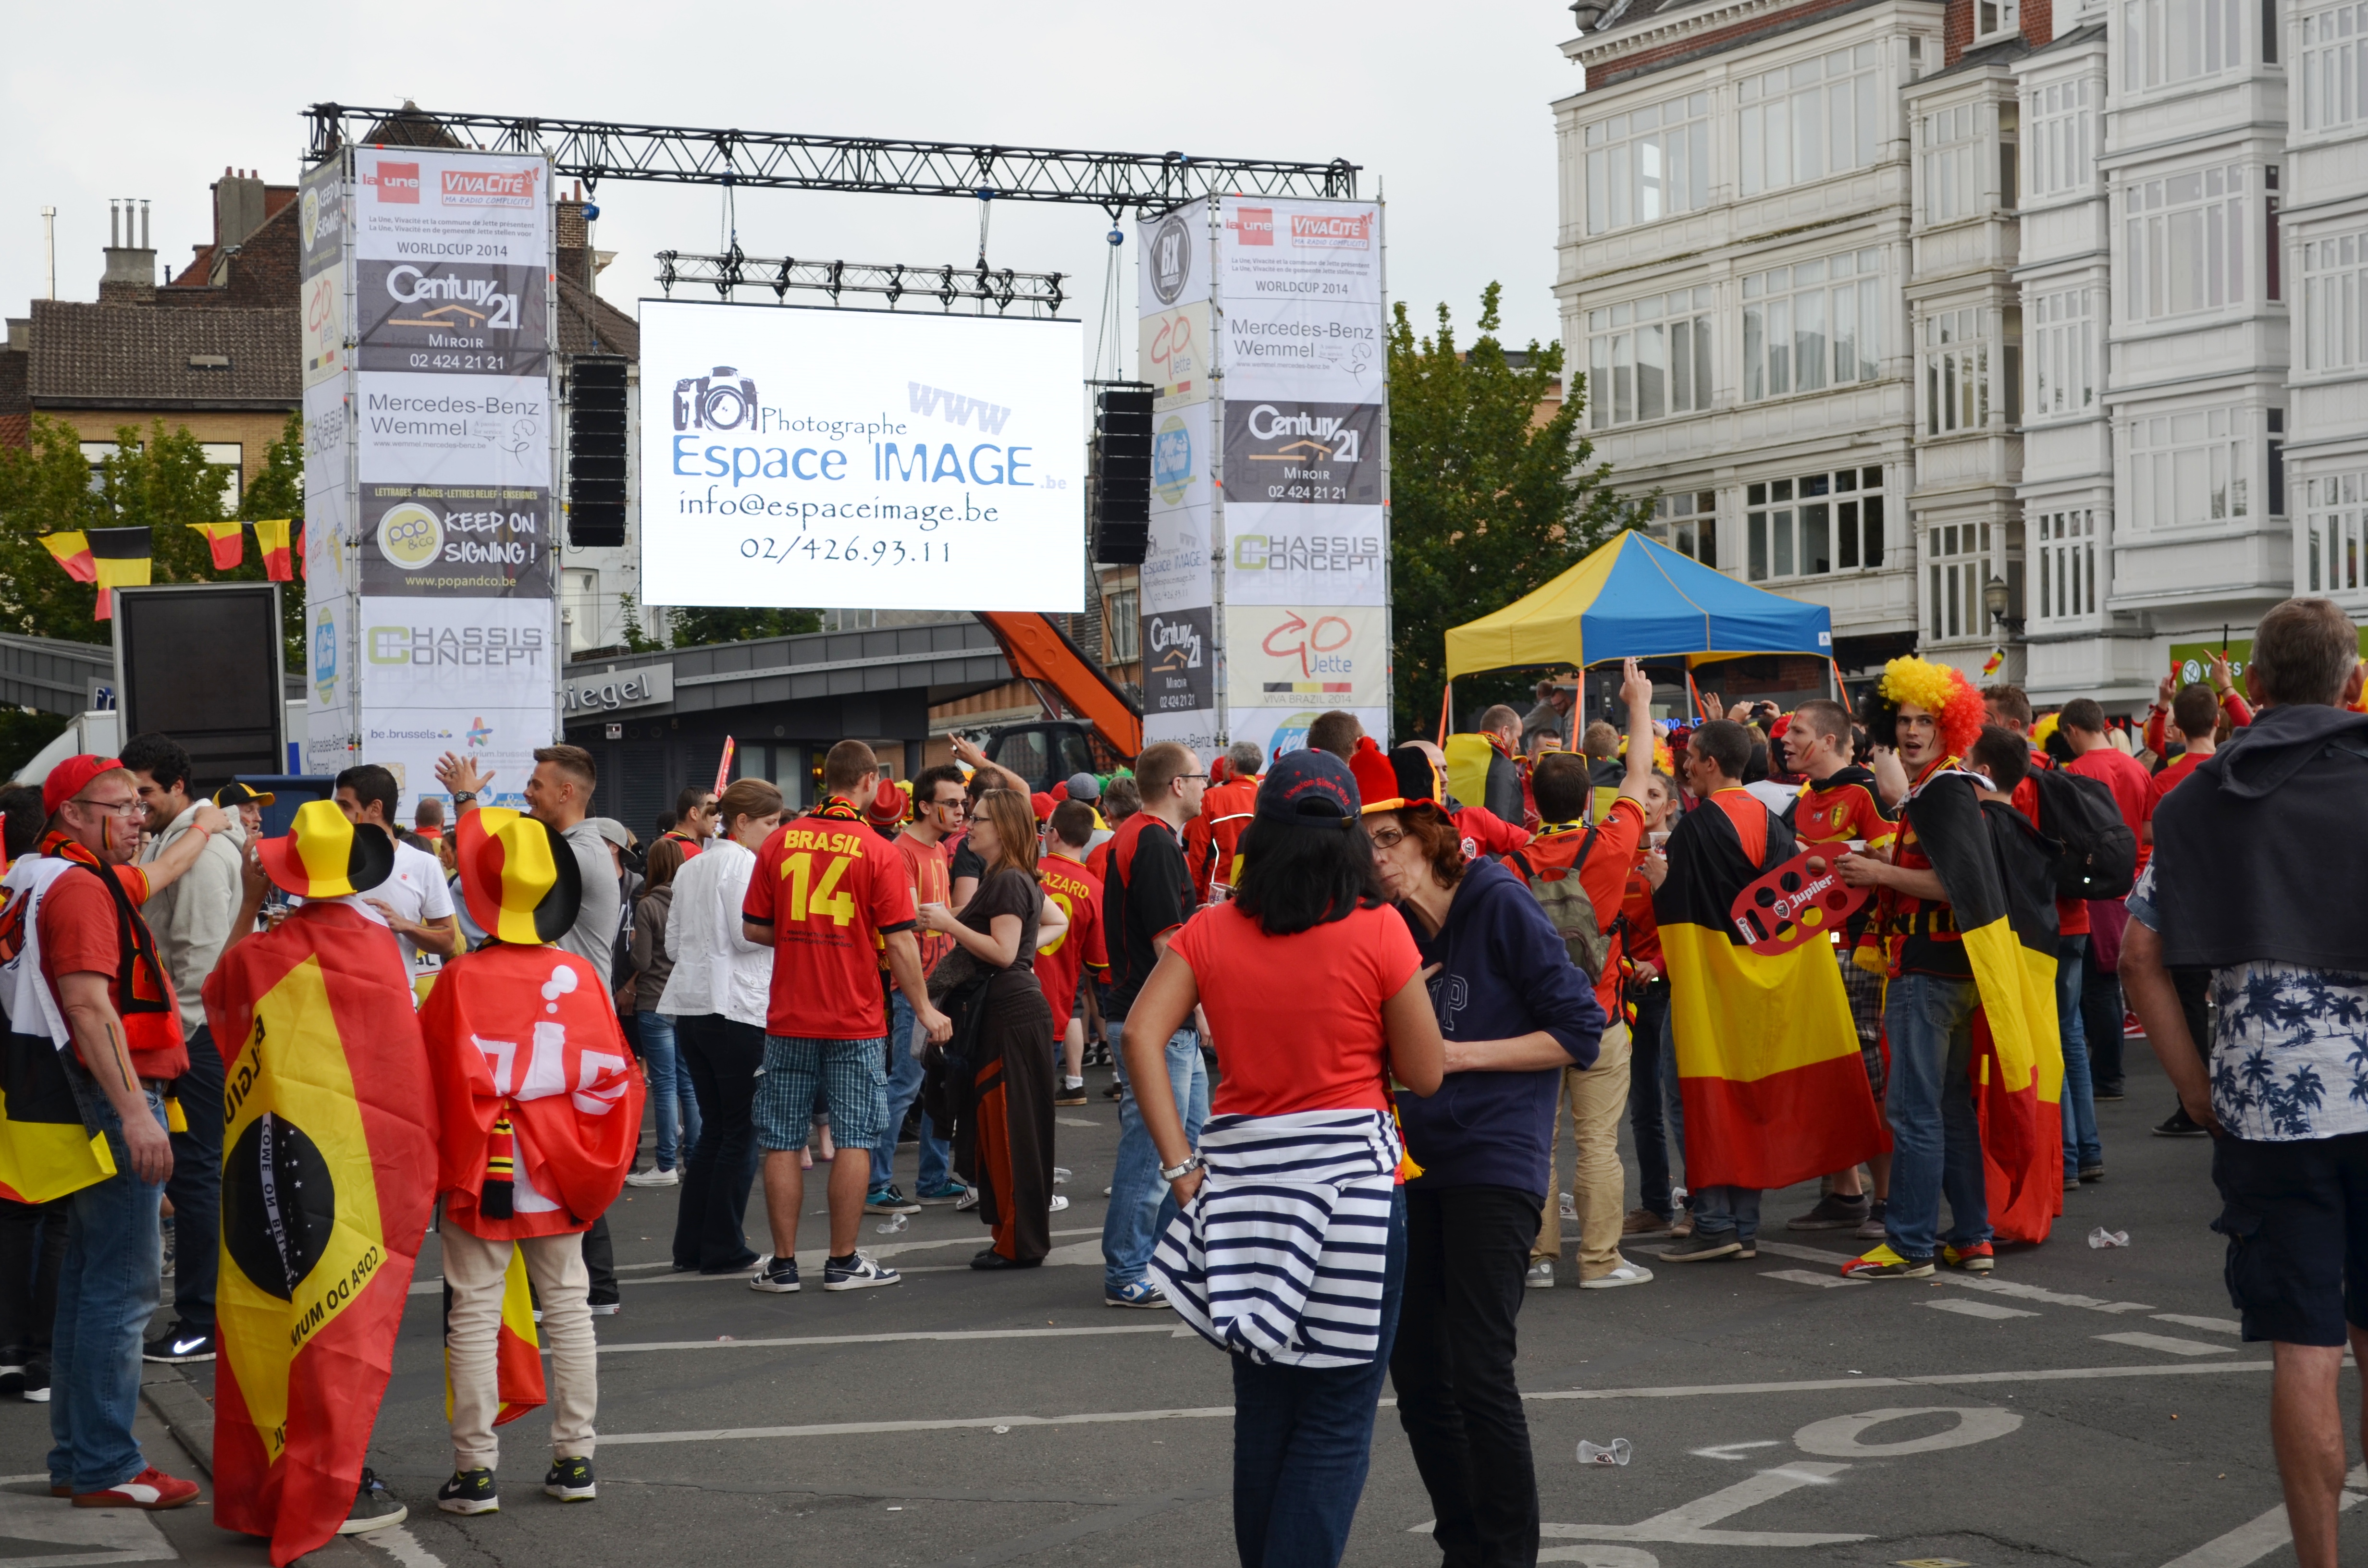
[1290, 212, 1374, 250]
[369, 161, 420, 204]
[441, 167, 540, 208]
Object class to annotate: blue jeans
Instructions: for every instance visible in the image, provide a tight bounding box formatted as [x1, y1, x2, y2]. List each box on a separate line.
[1102, 1017, 1208, 1292]
[2057, 937, 2102, 1179]
[1884, 973, 1990, 1262]
[1691, 1184, 1761, 1242]
[49, 1085, 165, 1494]
[1231, 1188, 1406, 1568]
[636, 1012, 703, 1170]
[874, 991, 951, 1195]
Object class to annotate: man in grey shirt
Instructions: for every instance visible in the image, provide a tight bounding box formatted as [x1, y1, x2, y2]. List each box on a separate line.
[433, 742, 624, 1311]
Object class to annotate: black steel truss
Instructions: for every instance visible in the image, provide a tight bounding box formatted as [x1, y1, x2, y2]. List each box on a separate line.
[304, 104, 1357, 210]
[656, 247, 1066, 315]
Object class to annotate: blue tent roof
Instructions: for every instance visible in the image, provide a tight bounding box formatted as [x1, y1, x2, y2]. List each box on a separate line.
[1444, 530, 1835, 674]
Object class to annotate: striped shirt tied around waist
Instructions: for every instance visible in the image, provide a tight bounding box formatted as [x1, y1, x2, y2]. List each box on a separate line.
[1148, 1108, 1401, 1370]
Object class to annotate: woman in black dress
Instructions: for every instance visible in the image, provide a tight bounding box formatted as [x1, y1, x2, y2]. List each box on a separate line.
[917, 788, 1068, 1267]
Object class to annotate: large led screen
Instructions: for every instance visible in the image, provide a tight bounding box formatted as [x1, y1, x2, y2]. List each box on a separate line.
[640, 302, 1084, 612]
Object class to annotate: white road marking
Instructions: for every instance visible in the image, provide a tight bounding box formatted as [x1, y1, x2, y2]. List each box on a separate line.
[406, 1228, 1107, 1294]
[1055, 1117, 1099, 1127]
[592, 1360, 2276, 1446]
[1538, 1548, 1661, 1567]
[1760, 1269, 1866, 1289]
[1754, 1239, 2154, 1312]
[595, 1324, 1180, 1354]
[1528, 1360, 2271, 1402]
[356, 1525, 450, 1568]
[0, 1488, 175, 1566]
[2096, 1332, 2236, 1358]
[2154, 1313, 2244, 1335]
[1925, 1299, 2039, 1321]
[2157, 1489, 2367, 1568]
[1751, 1240, 1859, 1265]
[1538, 1463, 1868, 1547]
[1791, 1407, 2022, 1457]
[1688, 1441, 1781, 1461]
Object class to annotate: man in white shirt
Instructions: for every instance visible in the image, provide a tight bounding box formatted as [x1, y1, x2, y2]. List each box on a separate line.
[332, 765, 458, 1002]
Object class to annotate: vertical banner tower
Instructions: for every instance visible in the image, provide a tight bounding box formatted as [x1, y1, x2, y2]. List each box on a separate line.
[1136, 195, 1389, 759]
[300, 143, 558, 813]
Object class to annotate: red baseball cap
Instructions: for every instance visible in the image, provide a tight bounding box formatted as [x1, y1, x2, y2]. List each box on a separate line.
[42, 755, 125, 818]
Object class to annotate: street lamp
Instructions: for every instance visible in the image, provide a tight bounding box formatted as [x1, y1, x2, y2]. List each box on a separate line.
[1983, 575, 2010, 627]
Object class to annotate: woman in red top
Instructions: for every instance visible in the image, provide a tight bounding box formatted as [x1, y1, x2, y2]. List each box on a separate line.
[1121, 749, 1443, 1568]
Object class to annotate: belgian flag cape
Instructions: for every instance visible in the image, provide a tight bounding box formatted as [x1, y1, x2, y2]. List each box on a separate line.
[1656, 791, 1886, 1190]
[0, 858, 121, 1203]
[203, 903, 436, 1567]
[1901, 773, 2064, 1243]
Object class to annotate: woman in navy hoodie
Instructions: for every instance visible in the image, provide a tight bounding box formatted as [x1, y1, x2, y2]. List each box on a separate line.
[1365, 752, 1606, 1568]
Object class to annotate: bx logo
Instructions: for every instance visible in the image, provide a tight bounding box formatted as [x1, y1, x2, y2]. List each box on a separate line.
[370, 162, 420, 204]
[674, 366, 758, 431]
[1233, 207, 1274, 246]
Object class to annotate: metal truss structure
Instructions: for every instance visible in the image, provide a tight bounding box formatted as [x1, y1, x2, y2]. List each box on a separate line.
[655, 247, 1067, 315]
[304, 104, 1357, 211]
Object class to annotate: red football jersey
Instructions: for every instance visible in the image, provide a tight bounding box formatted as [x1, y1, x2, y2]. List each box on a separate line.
[1035, 850, 1110, 1017]
[743, 801, 918, 1041]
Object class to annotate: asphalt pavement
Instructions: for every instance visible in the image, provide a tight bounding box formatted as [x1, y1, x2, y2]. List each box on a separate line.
[0, 1036, 2343, 1568]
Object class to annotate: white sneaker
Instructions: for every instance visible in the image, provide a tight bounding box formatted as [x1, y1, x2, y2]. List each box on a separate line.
[1580, 1259, 1656, 1289]
[1053, 1166, 1071, 1185]
[955, 1187, 979, 1212]
[1048, 1194, 1070, 1213]
[1525, 1260, 1555, 1288]
[624, 1166, 681, 1188]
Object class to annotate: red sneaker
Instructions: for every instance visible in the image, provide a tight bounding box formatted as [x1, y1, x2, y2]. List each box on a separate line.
[1941, 1241, 1996, 1273]
[73, 1468, 200, 1510]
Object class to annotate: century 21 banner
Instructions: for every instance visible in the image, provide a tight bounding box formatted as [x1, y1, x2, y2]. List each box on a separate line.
[303, 145, 555, 811]
[1135, 196, 1387, 760]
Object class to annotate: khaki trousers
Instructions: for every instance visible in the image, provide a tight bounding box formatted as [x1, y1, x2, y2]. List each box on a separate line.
[443, 1227, 598, 1470]
[1532, 1023, 1632, 1279]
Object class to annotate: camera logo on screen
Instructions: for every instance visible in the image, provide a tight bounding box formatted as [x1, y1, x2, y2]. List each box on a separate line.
[674, 366, 758, 432]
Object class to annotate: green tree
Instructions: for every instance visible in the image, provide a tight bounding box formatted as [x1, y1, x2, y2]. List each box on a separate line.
[667, 606, 822, 647]
[0, 411, 308, 666]
[1386, 285, 1647, 740]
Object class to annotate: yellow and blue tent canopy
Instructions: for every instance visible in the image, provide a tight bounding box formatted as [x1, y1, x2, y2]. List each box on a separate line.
[1444, 529, 1835, 678]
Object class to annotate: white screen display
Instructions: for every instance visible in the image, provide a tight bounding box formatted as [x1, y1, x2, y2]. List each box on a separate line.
[639, 302, 1084, 612]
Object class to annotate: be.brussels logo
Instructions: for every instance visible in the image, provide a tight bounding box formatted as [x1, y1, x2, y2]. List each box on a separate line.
[674, 366, 757, 432]
[368, 161, 420, 205]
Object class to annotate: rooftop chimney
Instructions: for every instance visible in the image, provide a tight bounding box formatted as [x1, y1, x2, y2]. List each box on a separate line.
[101, 198, 156, 304]
[214, 168, 267, 250]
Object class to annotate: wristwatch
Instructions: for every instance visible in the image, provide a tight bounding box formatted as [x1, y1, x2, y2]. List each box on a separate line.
[1159, 1152, 1205, 1182]
[452, 790, 477, 804]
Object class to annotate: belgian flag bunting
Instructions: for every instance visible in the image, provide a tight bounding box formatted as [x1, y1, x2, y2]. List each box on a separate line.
[202, 903, 435, 1567]
[88, 526, 153, 588]
[253, 518, 295, 583]
[1901, 772, 2064, 1243]
[1654, 790, 1886, 1190]
[189, 522, 246, 571]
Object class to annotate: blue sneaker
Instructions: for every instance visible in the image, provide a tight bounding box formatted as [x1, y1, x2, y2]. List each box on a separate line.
[823, 1251, 901, 1291]
[1105, 1279, 1172, 1310]
[750, 1254, 800, 1293]
[914, 1181, 968, 1205]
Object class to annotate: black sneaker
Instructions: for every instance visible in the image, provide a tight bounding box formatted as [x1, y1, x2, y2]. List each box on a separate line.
[339, 1468, 407, 1534]
[2154, 1109, 2210, 1138]
[142, 1325, 215, 1364]
[1786, 1193, 1870, 1231]
[0, 1347, 24, 1398]
[750, 1254, 801, 1293]
[22, 1357, 49, 1403]
[544, 1456, 596, 1502]
[436, 1469, 500, 1515]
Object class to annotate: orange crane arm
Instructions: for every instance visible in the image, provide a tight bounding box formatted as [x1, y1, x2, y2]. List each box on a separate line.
[975, 612, 1143, 760]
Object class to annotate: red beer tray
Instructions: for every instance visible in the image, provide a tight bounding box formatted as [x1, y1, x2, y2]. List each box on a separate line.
[1729, 848, 1872, 956]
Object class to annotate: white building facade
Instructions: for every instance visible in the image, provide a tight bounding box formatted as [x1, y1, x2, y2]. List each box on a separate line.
[1563, 0, 2341, 709]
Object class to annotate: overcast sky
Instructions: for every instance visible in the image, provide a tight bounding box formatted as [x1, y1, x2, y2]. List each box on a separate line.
[0, 2, 1585, 368]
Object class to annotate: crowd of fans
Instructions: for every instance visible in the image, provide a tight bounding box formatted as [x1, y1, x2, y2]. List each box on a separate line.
[0, 594, 2361, 1565]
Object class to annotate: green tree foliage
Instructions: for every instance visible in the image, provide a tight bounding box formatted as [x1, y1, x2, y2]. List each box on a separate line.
[0, 411, 308, 667]
[1386, 285, 1647, 740]
[666, 606, 822, 647]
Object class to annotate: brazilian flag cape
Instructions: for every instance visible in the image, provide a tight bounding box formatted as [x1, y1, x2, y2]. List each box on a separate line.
[202, 903, 436, 1567]
[1656, 791, 1886, 1190]
[1900, 772, 2064, 1243]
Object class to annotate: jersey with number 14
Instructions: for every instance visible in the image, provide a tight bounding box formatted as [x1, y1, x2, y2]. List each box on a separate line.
[743, 803, 918, 1042]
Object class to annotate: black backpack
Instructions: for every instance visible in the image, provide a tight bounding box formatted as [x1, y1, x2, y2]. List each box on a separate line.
[2027, 768, 2138, 901]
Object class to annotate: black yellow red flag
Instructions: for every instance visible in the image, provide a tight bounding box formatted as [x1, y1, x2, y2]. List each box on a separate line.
[203, 903, 436, 1566]
[1901, 773, 2064, 1242]
[442, 1249, 547, 1426]
[0, 858, 123, 1202]
[88, 526, 153, 588]
[1655, 790, 1886, 1190]
[253, 518, 294, 583]
[189, 522, 246, 571]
